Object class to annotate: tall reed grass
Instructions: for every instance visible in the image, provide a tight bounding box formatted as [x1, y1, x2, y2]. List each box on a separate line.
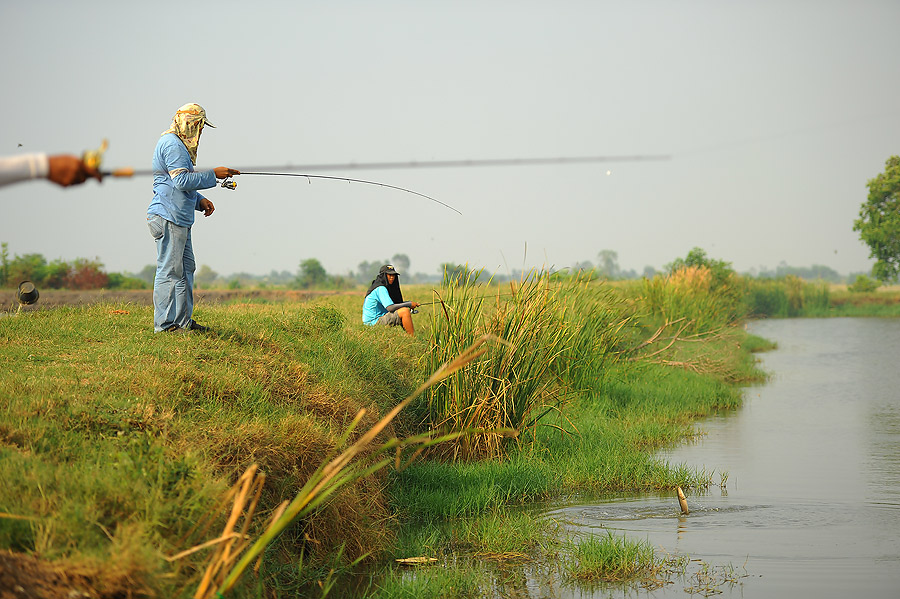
[418, 270, 569, 460]
[639, 266, 746, 333]
[742, 275, 830, 317]
[417, 270, 631, 461]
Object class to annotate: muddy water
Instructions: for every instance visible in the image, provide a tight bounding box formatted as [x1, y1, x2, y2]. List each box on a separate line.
[548, 318, 900, 598]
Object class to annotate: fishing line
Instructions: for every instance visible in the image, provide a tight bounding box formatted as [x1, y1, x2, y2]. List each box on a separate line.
[415, 292, 521, 306]
[237, 171, 462, 215]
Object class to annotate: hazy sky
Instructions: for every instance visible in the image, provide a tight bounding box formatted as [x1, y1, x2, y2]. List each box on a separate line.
[2, 1, 898, 279]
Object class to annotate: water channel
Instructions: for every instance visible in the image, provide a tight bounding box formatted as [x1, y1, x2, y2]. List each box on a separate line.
[547, 317, 900, 598]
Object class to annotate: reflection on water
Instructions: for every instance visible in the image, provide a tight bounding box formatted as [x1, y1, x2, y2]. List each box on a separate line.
[547, 318, 900, 598]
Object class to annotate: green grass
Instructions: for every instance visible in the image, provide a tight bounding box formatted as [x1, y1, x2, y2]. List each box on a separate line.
[368, 565, 486, 599]
[0, 299, 422, 596]
[0, 274, 774, 598]
[566, 532, 658, 582]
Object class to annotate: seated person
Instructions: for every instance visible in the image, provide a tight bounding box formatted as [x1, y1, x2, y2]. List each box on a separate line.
[362, 265, 419, 336]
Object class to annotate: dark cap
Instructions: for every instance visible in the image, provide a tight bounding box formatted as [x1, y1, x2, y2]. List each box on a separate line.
[380, 265, 399, 276]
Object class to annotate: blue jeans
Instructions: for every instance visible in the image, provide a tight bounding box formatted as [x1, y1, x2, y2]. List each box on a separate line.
[147, 214, 195, 331]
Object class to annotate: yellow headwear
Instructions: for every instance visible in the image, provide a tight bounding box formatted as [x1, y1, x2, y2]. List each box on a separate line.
[161, 103, 215, 165]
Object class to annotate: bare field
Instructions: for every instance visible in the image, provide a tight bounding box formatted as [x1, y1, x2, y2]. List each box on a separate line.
[0, 288, 357, 314]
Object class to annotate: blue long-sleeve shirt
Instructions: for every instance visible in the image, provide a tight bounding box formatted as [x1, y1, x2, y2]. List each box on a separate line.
[147, 133, 217, 227]
[362, 286, 394, 325]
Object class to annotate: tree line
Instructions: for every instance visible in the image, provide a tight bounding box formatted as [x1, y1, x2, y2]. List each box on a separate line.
[0, 243, 145, 290]
[0, 243, 884, 293]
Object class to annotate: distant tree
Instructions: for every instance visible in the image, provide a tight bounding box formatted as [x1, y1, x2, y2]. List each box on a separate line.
[6, 253, 48, 287]
[65, 258, 109, 290]
[356, 260, 388, 284]
[391, 253, 410, 274]
[195, 264, 218, 288]
[43, 259, 69, 288]
[770, 263, 842, 283]
[666, 247, 736, 290]
[296, 258, 328, 289]
[848, 274, 880, 293]
[572, 260, 594, 273]
[135, 264, 157, 286]
[596, 250, 620, 279]
[107, 272, 148, 289]
[853, 155, 900, 282]
[440, 263, 481, 286]
[642, 265, 658, 279]
[263, 270, 295, 286]
[0, 243, 9, 287]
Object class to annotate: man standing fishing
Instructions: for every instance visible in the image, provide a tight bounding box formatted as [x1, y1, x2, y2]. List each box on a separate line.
[147, 103, 240, 333]
[362, 265, 419, 336]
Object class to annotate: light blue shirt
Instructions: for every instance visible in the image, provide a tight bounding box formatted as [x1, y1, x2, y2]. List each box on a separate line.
[362, 286, 394, 325]
[147, 133, 217, 227]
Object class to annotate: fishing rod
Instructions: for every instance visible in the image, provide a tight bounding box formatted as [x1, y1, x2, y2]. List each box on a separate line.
[91, 138, 670, 179]
[88, 139, 670, 215]
[231, 154, 672, 172]
[98, 153, 671, 178]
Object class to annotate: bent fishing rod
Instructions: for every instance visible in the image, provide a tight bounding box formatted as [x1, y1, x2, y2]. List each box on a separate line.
[231, 171, 462, 215]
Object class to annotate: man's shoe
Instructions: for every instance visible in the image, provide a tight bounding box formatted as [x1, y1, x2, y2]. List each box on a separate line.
[189, 321, 211, 333]
[163, 324, 181, 332]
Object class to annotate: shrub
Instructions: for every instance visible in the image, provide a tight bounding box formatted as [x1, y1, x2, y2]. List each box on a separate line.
[848, 274, 881, 293]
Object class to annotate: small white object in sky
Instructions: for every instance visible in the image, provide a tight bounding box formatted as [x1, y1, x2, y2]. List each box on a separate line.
[606, 170, 611, 176]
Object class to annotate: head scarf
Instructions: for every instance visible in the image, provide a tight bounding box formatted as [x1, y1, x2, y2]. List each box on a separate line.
[161, 103, 215, 165]
[366, 265, 404, 304]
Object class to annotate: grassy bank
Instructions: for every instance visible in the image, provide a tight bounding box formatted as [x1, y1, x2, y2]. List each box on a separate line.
[2, 272, 771, 597]
[0, 296, 426, 597]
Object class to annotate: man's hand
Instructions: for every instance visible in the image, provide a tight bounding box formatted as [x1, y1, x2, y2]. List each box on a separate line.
[214, 166, 241, 179]
[47, 155, 102, 187]
[199, 197, 215, 217]
[411, 301, 420, 309]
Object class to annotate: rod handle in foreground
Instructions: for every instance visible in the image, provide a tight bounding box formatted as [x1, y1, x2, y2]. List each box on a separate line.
[102, 167, 135, 177]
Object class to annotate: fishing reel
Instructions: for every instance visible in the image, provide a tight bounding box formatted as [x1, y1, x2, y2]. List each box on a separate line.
[82, 139, 109, 170]
[221, 177, 237, 190]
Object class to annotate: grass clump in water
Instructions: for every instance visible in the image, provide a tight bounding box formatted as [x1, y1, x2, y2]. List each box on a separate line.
[566, 532, 658, 582]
